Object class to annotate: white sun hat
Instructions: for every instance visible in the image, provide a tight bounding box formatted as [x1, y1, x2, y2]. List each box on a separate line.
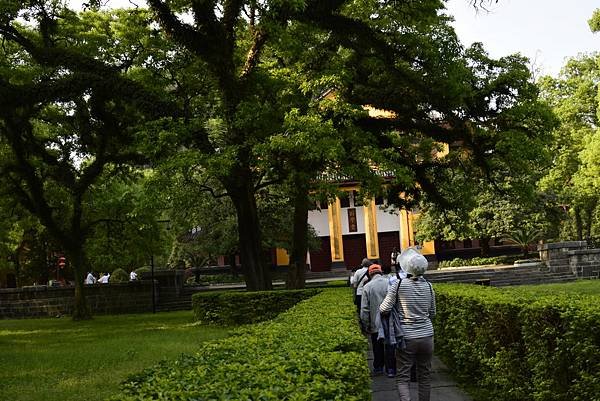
[398, 247, 428, 276]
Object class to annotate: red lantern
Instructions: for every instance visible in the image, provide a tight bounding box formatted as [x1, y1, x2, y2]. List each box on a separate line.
[58, 256, 66, 269]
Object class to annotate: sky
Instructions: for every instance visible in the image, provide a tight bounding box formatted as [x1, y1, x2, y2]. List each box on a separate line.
[75, 0, 600, 77]
[445, 0, 600, 77]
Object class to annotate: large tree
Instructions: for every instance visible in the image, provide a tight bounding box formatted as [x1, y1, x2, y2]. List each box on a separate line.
[1, 0, 556, 296]
[134, 0, 471, 290]
[538, 54, 600, 241]
[0, 5, 170, 318]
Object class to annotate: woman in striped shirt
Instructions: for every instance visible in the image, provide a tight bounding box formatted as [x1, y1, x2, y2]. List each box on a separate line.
[380, 248, 436, 401]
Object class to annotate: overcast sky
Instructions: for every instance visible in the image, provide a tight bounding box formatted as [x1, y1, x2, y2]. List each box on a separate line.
[445, 0, 600, 77]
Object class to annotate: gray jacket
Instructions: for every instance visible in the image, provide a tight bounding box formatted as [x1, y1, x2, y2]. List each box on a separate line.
[360, 274, 389, 334]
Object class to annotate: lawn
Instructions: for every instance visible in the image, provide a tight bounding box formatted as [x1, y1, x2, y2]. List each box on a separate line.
[0, 311, 231, 401]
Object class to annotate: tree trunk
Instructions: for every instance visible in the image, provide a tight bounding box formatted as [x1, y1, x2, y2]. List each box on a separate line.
[65, 245, 91, 320]
[585, 201, 596, 241]
[480, 237, 491, 257]
[575, 208, 583, 241]
[286, 184, 310, 289]
[13, 251, 20, 288]
[230, 182, 272, 291]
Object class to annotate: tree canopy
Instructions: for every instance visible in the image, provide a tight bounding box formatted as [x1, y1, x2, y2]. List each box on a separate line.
[0, 0, 566, 308]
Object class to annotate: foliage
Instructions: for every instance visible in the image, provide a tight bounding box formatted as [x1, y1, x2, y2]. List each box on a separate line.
[0, 311, 230, 401]
[502, 226, 543, 257]
[434, 282, 600, 401]
[1, 0, 559, 294]
[83, 174, 170, 274]
[150, 170, 319, 268]
[438, 256, 518, 268]
[114, 288, 368, 401]
[589, 9, 600, 32]
[0, 199, 58, 286]
[0, 6, 170, 318]
[133, 266, 151, 277]
[192, 288, 320, 325]
[110, 268, 129, 283]
[193, 273, 245, 285]
[539, 54, 600, 241]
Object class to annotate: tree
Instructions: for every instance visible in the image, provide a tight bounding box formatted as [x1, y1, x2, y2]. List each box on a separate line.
[137, 0, 477, 290]
[539, 54, 600, 241]
[589, 8, 600, 32]
[2, 0, 556, 296]
[0, 5, 169, 319]
[83, 173, 171, 274]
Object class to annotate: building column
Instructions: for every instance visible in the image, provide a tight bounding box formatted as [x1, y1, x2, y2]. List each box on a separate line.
[363, 199, 380, 260]
[399, 209, 413, 250]
[399, 210, 436, 255]
[327, 198, 345, 268]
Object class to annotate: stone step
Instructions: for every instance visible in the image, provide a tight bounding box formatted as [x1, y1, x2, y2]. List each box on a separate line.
[426, 266, 541, 279]
[426, 271, 565, 283]
[492, 276, 577, 287]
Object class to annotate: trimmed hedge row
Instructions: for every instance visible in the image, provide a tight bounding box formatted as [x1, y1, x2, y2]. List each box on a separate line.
[192, 288, 321, 325]
[438, 256, 517, 268]
[111, 288, 369, 401]
[434, 283, 600, 401]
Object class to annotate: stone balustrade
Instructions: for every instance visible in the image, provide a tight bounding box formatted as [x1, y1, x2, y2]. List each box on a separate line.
[0, 281, 154, 319]
[538, 241, 600, 278]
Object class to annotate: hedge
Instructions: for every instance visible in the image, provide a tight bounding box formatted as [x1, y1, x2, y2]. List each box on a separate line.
[110, 288, 369, 401]
[110, 268, 129, 283]
[434, 283, 600, 401]
[192, 288, 321, 325]
[438, 256, 518, 268]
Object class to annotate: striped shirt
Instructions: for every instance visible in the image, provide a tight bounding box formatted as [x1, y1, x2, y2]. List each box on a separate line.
[379, 276, 436, 339]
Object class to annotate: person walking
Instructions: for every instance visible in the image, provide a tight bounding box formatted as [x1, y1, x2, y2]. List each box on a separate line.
[98, 272, 110, 284]
[360, 264, 389, 375]
[380, 248, 436, 401]
[351, 258, 372, 314]
[390, 247, 399, 271]
[84, 271, 97, 285]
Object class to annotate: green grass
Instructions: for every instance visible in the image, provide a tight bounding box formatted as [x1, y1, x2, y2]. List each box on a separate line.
[0, 311, 231, 401]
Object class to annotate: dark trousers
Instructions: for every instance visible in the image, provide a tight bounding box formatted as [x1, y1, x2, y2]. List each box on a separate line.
[396, 336, 434, 401]
[370, 333, 385, 370]
[385, 343, 396, 372]
[354, 294, 362, 315]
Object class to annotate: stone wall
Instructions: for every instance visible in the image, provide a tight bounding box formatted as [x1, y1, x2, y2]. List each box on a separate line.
[538, 241, 587, 273]
[539, 241, 600, 278]
[568, 249, 600, 278]
[0, 281, 154, 319]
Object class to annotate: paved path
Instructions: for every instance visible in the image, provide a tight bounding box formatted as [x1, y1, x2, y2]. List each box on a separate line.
[368, 347, 472, 401]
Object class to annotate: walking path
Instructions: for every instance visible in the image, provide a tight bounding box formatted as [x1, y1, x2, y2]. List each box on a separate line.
[368, 347, 472, 401]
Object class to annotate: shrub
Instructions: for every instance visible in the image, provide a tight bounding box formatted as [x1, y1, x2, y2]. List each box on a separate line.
[111, 288, 369, 401]
[434, 283, 600, 401]
[192, 288, 320, 325]
[196, 273, 245, 284]
[438, 256, 518, 268]
[134, 266, 151, 278]
[110, 268, 129, 283]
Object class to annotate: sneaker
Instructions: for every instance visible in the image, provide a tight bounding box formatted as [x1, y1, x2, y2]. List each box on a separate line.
[373, 368, 384, 375]
[386, 369, 396, 378]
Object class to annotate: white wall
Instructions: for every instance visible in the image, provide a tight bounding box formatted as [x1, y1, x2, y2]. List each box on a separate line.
[308, 204, 402, 237]
[340, 206, 365, 235]
[376, 206, 401, 233]
[308, 209, 330, 237]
